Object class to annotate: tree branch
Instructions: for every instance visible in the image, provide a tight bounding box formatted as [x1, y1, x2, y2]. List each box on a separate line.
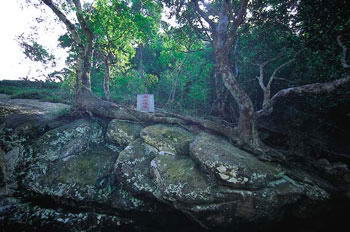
[337, 35, 350, 68]
[230, 0, 249, 35]
[257, 76, 350, 117]
[267, 58, 295, 88]
[72, 0, 93, 40]
[256, 64, 266, 91]
[191, 0, 215, 29]
[41, 0, 81, 45]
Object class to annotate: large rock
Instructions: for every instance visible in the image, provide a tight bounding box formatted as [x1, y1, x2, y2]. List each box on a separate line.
[0, 98, 71, 146]
[106, 119, 143, 146]
[179, 133, 331, 227]
[20, 119, 149, 212]
[115, 139, 160, 198]
[0, 98, 70, 129]
[115, 131, 330, 229]
[20, 121, 107, 202]
[141, 124, 194, 155]
[190, 133, 282, 189]
[150, 155, 212, 203]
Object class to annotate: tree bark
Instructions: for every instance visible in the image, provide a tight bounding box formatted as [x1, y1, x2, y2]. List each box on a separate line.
[42, 0, 93, 90]
[257, 76, 350, 117]
[210, 0, 261, 148]
[103, 55, 111, 101]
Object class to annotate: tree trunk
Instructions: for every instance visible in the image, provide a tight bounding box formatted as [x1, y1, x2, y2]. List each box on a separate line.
[213, 34, 262, 148]
[103, 56, 111, 101]
[136, 45, 145, 77]
[262, 87, 271, 109]
[211, 70, 227, 116]
[77, 41, 93, 90]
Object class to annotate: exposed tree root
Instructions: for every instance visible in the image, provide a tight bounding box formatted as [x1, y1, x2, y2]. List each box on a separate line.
[76, 87, 236, 138]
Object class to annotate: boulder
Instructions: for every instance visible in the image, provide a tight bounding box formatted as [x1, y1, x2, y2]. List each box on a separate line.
[20, 119, 151, 212]
[0, 98, 71, 145]
[190, 133, 282, 189]
[141, 124, 194, 155]
[106, 119, 143, 146]
[150, 154, 213, 204]
[21, 120, 107, 201]
[0, 98, 70, 129]
[114, 139, 160, 198]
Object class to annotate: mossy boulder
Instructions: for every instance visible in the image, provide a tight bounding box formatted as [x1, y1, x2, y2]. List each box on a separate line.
[190, 133, 282, 189]
[141, 124, 194, 155]
[106, 119, 143, 146]
[30, 119, 103, 162]
[22, 120, 109, 201]
[150, 154, 213, 203]
[114, 139, 160, 198]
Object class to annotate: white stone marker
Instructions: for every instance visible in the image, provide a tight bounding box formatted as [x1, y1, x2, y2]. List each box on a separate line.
[137, 94, 155, 113]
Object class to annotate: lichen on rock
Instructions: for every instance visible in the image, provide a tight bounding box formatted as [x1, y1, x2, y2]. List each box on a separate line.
[106, 119, 143, 146]
[190, 133, 281, 188]
[114, 138, 160, 197]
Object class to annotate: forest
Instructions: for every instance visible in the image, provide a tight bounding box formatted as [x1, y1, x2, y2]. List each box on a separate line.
[0, 0, 349, 231]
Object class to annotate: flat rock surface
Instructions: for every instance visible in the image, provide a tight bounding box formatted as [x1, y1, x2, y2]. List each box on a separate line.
[190, 133, 281, 189]
[141, 124, 194, 155]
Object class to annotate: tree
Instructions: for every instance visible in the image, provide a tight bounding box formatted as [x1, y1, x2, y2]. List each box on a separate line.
[40, 0, 94, 90]
[160, 0, 350, 154]
[162, 0, 266, 149]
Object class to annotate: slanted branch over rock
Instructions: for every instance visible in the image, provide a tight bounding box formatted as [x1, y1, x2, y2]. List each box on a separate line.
[76, 86, 238, 143]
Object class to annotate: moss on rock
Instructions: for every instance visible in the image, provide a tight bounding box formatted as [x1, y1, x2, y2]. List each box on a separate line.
[150, 155, 213, 203]
[115, 139, 160, 197]
[106, 119, 143, 146]
[190, 133, 282, 189]
[141, 124, 194, 155]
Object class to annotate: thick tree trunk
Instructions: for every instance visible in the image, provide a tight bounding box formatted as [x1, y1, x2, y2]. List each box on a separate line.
[103, 56, 111, 101]
[211, 71, 227, 116]
[262, 87, 271, 109]
[213, 33, 262, 148]
[77, 47, 92, 90]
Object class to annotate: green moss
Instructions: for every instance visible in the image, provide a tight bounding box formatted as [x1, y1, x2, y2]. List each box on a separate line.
[141, 124, 194, 155]
[56, 145, 115, 186]
[106, 120, 143, 146]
